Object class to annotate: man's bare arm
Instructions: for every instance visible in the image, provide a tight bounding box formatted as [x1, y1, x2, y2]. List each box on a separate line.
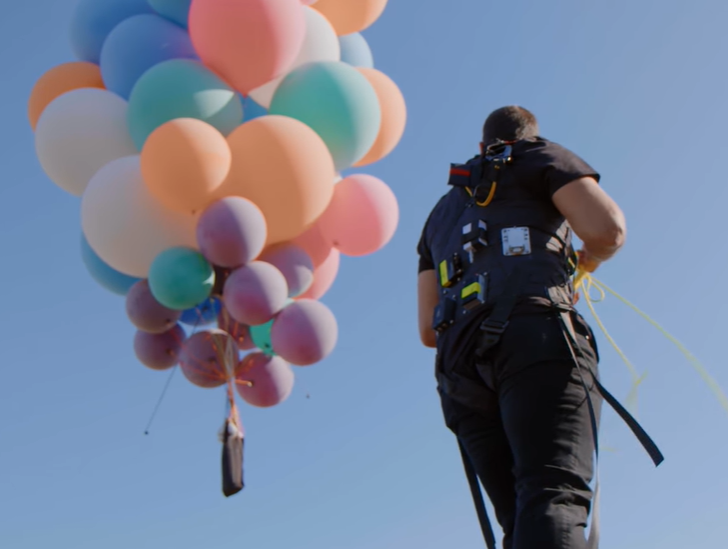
[417, 270, 438, 348]
[552, 176, 626, 269]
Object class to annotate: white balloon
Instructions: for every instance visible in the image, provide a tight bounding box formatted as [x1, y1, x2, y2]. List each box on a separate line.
[249, 6, 340, 108]
[35, 88, 138, 196]
[81, 156, 198, 278]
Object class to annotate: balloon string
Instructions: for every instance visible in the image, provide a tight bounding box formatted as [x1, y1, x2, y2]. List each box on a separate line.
[144, 366, 178, 435]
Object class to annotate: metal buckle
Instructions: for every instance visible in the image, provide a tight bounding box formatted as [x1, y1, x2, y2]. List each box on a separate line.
[484, 143, 513, 164]
[480, 318, 509, 335]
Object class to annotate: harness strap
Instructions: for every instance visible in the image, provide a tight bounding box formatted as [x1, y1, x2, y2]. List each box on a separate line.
[458, 438, 497, 549]
[475, 268, 526, 358]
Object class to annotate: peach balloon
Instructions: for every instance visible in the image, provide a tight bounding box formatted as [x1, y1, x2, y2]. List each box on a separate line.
[141, 118, 231, 214]
[311, 0, 388, 36]
[28, 62, 105, 130]
[318, 174, 398, 256]
[188, 0, 306, 95]
[222, 115, 335, 246]
[292, 220, 333, 268]
[298, 247, 339, 300]
[354, 68, 406, 167]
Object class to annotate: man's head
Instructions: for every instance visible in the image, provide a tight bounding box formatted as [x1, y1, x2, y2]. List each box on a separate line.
[482, 106, 539, 146]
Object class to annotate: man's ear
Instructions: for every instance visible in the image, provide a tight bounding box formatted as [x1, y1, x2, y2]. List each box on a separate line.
[479, 142, 484, 154]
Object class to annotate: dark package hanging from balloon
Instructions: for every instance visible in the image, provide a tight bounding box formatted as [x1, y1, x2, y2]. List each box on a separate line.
[221, 418, 244, 497]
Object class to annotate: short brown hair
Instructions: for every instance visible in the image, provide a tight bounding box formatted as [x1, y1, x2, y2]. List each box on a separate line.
[482, 106, 539, 145]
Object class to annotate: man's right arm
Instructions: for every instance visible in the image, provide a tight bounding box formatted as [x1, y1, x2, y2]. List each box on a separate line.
[551, 176, 627, 270]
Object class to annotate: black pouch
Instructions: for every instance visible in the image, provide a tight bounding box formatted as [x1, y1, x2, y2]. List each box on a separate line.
[222, 418, 244, 497]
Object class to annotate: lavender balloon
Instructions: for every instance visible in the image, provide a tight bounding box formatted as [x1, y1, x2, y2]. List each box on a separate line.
[126, 279, 182, 333]
[196, 197, 267, 268]
[259, 244, 314, 298]
[223, 261, 288, 326]
[271, 299, 338, 366]
[179, 329, 238, 388]
[217, 308, 256, 351]
[134, 324, 185, 370]
[236, 353, 294, 408]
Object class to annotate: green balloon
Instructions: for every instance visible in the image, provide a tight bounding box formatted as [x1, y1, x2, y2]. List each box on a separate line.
[269, 61, 381, 172]
[250, 320, 275, 357]
[148, 247, 215, 310]
[127, 59, 243, 149]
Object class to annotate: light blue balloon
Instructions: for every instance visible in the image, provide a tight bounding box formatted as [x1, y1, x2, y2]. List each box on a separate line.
[269, 61, 381, 172]
[70, 0, 153, 63]
[339, 33, 374, 69]
[100, 14, 197, 99]
[180, 297, 221, 326]
[147, 0, 192, 28]
[241, 95, 269, 123]
[80, 235, 140, 296]
[127, 59, 243, 150]
[148, 247, 215, 310]
[250, 320, 275, 357]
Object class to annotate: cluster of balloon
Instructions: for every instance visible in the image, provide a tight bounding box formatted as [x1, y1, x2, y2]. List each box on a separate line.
[29, 0, 403, 495]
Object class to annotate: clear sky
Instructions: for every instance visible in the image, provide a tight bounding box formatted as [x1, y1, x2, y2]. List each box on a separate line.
[2, 1, 727, 548]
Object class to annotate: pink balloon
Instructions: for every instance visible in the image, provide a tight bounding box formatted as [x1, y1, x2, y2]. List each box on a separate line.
[197, 197, 267, 268]
[271, 299, 338, 366]
[319, 174, 398, 256]
[134, 324, 186, 370]
[298, 247, 339, 300]
[236, 353, 294, 407]
[217, 308, 256, 351]
[189, 0, 306, 95]
[292, 221, 333, 267]
[179, 329, 238, 388]
[126, 280, 182, 334]
[259, 244, 314, 298]
[223, 261, 288, 326]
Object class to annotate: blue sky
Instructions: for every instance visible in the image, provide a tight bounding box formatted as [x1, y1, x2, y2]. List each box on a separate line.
[2, 1, 727, 548]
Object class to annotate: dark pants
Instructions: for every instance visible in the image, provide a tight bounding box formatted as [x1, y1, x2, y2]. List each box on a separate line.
[438, 312, 602, 549]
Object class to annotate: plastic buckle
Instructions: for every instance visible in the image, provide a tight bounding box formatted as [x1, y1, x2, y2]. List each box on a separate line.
[484, 143, 513, 164]
[480, 318, 509, 335]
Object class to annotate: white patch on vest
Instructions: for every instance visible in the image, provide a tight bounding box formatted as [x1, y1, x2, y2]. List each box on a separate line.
[501, 227, 532, 256]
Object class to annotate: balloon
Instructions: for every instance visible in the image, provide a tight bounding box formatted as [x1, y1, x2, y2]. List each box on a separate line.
[236, 353, 294, 407]
[298, 247, 339, 300]
[241, 96, 268, 122]
[271, 300, 338, 366]
[180, 297, 221, 326]
[318, 174, 398, 256]
[196, 197, 267, 268]
[338, 33, 374, 68]
[221, 116, 335, 246]
[179, 329, 238, 388]
[126, 279, 182, 333]
[249, 6, 340, 109]
[81, 156, 198, 277]
[28, 62, 105, 131]
[141, 119, 231, 214]
[80, 234, 140, 295]
[128, 59, 243, 150]
[148, 247, 215, 310]
[223, 262, 288, 326]
[99, 14, 197, 100]
[312, 0, 388, 36]
[35, 89, 137, 196]
[70, 0, 153, 63]
[218, 308, 256, 351]
[269, 61, 381, 171]
[250, 319, 275, 356]
[292, 221, 333, 268]
[148, 0, 192, 27]
[134, 324, 186, 370]
[188, 0, 306, 95]
[259, 244, 314, 298]
[353, 68, 406, 166]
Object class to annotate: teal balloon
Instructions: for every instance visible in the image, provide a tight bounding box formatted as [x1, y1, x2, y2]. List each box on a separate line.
[148, 247, 215, 310]
[81, 235, 140, 295]
[241, 95, 268, 122]
[127, 59, 243, 149]
[147, 0, 191, 28]
[269, 61, 381, 172]
[250, 320, 275, 357]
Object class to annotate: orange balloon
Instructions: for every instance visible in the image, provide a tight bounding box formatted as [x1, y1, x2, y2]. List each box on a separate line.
[353, 68, 407, 167]
[312, 0, 388, 36]
[221, 115, 335, 246]
[28, 62, 105, 130]
[141, 119, 232, 214]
